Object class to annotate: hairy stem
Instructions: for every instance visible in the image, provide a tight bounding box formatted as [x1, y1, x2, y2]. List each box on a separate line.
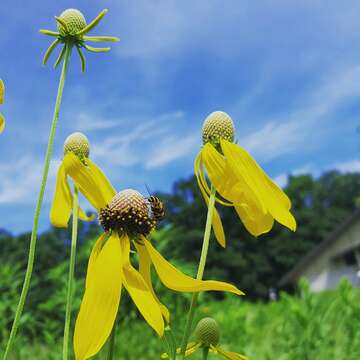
[3, 43, 72, 360]
[202, 347, 209, 360]
[179, 184, 217, 358]
[63, 185, 79, 360]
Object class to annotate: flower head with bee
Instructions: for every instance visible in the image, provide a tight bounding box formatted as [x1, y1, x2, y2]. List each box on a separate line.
[195, 111, 296, 247]
[50, 146, 244, 360]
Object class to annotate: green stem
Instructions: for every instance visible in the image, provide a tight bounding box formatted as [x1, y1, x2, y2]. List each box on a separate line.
[3, 43, 72, 360]
[107, 320, 118, 360]
[202, 347, 209, 360]
[63, 185, 79, 360]
[179, 185, 217, 358]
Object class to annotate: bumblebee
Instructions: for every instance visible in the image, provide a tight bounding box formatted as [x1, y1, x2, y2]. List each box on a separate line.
[147, 196, 165, 222]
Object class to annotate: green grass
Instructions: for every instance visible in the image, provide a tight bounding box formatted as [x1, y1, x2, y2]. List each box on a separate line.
[1, 279, 360, 359]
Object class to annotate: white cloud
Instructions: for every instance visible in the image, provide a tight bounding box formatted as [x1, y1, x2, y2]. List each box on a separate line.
[145, 133, 198, 169]
[0, 157, 60, 204]
[333, 159, 360, 173]
[76, 112, 121, 131]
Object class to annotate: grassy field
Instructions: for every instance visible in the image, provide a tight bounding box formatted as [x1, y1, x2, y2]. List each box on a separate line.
[1, 279, 359, 360]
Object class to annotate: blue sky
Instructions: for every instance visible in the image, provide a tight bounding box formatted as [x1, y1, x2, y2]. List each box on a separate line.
[1, 0, 360, 234]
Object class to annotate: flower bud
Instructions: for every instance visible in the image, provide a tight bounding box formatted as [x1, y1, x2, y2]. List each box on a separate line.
[202, 111, 235, 145]
[64, 132, 90, 158]
[57, 9, 87, 36]
[195, 317, 220, 347]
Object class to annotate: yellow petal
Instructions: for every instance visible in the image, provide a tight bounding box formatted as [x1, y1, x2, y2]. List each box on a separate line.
[50, 163, 72, 228]
[0, 113, 5, 134]
[201, 145, 272, 236]
[63, 153, 115, 210]
[221, 140, 296, 231]
[161, 342, 201, 358]
[212, 345, 248, 360]
[87, 158, 117, 204]
[134, 241, 170, 322]
[78, 207, 96, 222]
[86, 232, 109, 288]
[142, 237, 244, 295]
[120, 234, 164, 337]
[74, 233, 122, 360]
[195, 151, 226, 247]
[0, 79, 4, 104]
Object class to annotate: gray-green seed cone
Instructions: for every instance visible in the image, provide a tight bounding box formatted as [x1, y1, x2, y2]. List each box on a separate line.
[64, 132, 90, 158]
[202, 111, 235, 145]
[57, 9, 87, 36]
[195, 317, 220, 347]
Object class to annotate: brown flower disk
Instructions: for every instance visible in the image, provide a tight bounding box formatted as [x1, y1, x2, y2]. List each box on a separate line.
[99, 189, 156, 236]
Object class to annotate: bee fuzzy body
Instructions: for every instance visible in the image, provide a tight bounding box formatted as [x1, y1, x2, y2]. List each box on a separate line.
[147, 196, 165, 222]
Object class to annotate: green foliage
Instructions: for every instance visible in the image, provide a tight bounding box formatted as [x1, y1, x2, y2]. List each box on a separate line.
[161, 171, 360, 298]
[1, 171, 360, 358]
[1, 280, 359, 359]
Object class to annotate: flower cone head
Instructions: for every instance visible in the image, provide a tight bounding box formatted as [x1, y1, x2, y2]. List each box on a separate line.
[195, 317, 220, 347]
[99, 189, 158, 236]
[202, 111, 235, 146]
[57, 9, 87, 36]
[64, 132, 90, 158]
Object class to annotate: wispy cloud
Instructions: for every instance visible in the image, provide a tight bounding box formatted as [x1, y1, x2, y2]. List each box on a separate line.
[145, 133, 198, 169]
[0, 157, 59, 204]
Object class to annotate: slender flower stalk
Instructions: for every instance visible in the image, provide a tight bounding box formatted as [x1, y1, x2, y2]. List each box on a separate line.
[63, 185, 79, 360]
[3, 44, 72, 360]
[107, 320, 118, 360]
[203, 348, 209, 360]
[180, 184, 217, 358]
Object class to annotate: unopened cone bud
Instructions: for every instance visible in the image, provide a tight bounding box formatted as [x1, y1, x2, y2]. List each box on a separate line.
[202, 111, 235, 145]
[195, 317, 220, 347]
[57, 9, 87, 36]
[64, 132, 90, 158]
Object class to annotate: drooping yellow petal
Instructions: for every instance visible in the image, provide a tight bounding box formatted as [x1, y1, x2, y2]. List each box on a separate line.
[195, 151, 226, 247]
[120, 234, 164, 337]
[161, 342, 201, 358]
[74, 233, 122, 360]
[50, 163, 96, 227]
[0, 79, 4, 104]
[0, 113, 5, 134]
[201, 144, 272, 236]
[221, 140, 296, 231]
[134, 241, 170, 322]
[142, 237, 244, 295]
[63, 153, 115, 210]
[211, 345, 248, 360]
[87, 158, 117, 203]
[78, 207, 96, 223]
[50, 163, 73, 228]
[86, 232, 109, 288]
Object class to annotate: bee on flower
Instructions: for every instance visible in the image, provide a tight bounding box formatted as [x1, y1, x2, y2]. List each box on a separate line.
[0, 79, 5, 133]
[162, 317, 248, 360]
[195, 111, 297, 247]
[50, 143, 244, 360]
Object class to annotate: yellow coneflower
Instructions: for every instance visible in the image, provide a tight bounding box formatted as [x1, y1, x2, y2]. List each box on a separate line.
[50, 132, 98, 227]
[51, 153, 244, 360]
[163, 317, 248, 360]
[195, 111, 296, 246]
[0, 79, 5, 133]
